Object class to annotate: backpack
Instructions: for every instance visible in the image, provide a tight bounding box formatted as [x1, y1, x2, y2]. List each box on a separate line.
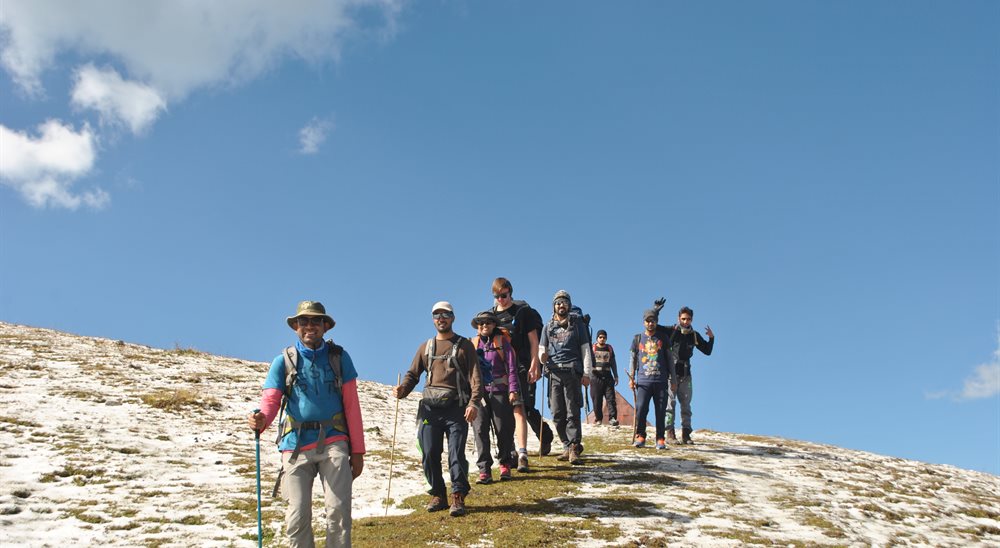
[471, 330, 513, 387]
[422, 336, 470, 407]
[271, 340, 346, 496]
[570, 305, 593, 343]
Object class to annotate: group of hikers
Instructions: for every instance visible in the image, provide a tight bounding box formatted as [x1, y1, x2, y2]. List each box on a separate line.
[246, 276, 715, 547]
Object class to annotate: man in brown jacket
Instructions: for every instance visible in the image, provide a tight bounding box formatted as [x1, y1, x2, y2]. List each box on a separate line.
[393, 301, 482, 517]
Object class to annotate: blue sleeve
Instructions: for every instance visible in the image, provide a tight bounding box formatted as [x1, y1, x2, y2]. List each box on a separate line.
[262, 354, 287, 391]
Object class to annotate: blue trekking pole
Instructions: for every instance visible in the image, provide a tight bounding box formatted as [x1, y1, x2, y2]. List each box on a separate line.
[253, 408, 262, 548]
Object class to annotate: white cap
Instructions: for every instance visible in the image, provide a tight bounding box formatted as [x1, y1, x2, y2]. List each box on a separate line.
[431, 301, 454, 314]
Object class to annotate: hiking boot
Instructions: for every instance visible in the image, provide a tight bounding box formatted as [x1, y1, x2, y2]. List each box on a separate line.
[475, 472, 492, 485]
[682, 428, 693, 445]
[655, 438, 667, 450]
[633, 435, 646, 448]
[449, 492, 466, 517]
[568, 444, 582, 465]
[609, 418, 619, 427]
[540, 437, 552, 457]
[426, 495, 448, 512]
[499, 465, 512, 481]
[666, 428, 678, 444]
[576, 443, 584, 455]
[557, 446, 571, 461]
[517, 454, 530, 473]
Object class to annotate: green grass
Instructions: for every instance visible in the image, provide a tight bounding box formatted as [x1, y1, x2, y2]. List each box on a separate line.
[39, 464, 106, 483]
[139, 389, 221, 412]
[352, 448, 624, 547]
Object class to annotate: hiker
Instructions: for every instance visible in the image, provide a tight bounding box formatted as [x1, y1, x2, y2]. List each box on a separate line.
[658, 305, 715, 444]
[628, 308, 675, 450]
[538, 290, 593, 465]
[469, 310, 519, 484]
[490, 277, 553, 471]
[246, 300, 365, 548]
[590, 329, 619, 426]
[392, 301, 482, 517]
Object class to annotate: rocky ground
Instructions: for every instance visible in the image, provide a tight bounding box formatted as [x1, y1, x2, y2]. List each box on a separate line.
[1, 322, 998, 547]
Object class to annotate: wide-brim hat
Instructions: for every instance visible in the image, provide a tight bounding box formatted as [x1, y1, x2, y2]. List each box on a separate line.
[286, 300, 335, 330]
[471, 310, 499, 329]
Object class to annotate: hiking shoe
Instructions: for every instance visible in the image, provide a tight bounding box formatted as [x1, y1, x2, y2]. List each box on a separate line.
[540, 437, 552, 457]
[569, 444, 582, 465]
[517, 454, 529, 473]
[682, 428, 693, 445]
[449, 493, 466, 517]
[609, 418, 619, 427]
[556, 447, 571, 461]
[577, 443, 584, 455]
[656, 439, 667, 450]
[499, 465, 512, 481]
[666, 428, 678, 444]
[633, 435, 646, 448]
[426, 495, 448, 512]
[475, 472, 492, 485]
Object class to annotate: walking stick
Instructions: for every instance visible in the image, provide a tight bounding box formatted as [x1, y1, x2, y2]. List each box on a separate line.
[385, 374, 401, 517]
[252, 408, 262, 548]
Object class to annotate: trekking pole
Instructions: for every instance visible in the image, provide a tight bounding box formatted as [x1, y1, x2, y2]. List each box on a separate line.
[385, 374, 401, 517]
[630, 381, 639, 445]
[537, 371, 546, 457]
[252, 408, 262, 548]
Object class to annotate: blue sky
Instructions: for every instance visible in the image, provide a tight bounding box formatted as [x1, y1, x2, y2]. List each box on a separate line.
[2, 1, 997, 475]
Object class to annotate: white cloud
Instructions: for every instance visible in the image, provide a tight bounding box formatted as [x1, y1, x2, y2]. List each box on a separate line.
[298, 117, 333, 154]
[927, 331, 1000, 401]
[0, 120, 107, 209]
[0, 0, 403, 209]
[71, 64, 166, 135]
[0, 0, 404, 100]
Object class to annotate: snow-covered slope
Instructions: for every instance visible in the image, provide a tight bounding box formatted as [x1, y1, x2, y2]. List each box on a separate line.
[1, 322, 997, 547]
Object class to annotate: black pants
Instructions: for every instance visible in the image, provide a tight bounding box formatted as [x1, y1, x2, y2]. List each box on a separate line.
[590, 372, 618, 423]
[472, 392, 516, 471]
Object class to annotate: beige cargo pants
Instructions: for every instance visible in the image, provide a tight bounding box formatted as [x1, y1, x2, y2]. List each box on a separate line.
[281, 440, 352, 547]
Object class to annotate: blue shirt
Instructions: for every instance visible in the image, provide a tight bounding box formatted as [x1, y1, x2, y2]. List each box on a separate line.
[264, 340, 359, 451]
[630, 332, 673, 385]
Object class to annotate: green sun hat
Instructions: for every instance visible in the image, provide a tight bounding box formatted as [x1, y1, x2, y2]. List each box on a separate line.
[286, 300, 335, 330]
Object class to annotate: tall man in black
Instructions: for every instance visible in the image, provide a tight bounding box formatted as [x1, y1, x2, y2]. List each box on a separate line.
[491, 277, 554, 470]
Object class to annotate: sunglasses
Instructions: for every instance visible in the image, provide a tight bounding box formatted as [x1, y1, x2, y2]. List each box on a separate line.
[474, 320, 496, 327]
[432, 312, 455, 320]
[295, 316, 326, 327]
[493, 292, 510, 300]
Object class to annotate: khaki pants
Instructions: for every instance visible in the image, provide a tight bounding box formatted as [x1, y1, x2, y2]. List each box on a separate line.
[281, 440, 352, 548]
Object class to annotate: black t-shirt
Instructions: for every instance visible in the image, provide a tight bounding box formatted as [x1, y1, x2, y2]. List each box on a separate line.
[493, 300, 542, 368]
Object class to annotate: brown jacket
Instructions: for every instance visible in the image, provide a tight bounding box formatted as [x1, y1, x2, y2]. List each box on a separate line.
[398, 334, 483, 407]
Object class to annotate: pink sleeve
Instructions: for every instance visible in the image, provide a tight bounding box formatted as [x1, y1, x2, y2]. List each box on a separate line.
[258, 388, 283, 431]
[341, 379, 366, 454]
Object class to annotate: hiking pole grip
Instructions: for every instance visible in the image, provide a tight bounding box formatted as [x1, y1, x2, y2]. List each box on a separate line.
[253, 408, 262, 548]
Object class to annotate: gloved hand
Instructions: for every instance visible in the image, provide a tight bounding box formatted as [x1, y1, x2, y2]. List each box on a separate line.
[653, 297, 666, 313]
